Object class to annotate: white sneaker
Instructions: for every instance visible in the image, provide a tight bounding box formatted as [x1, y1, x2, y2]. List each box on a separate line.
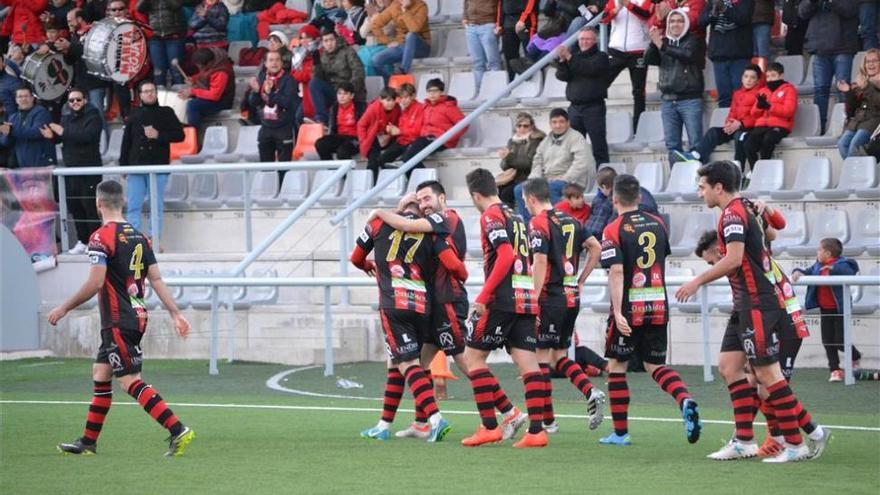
[707, 438, 759, 460]
[394, 422, 430, 439]
[762, 442, 810, 463]
[501, 407, 527, 440]
[543, 421, 559, 434]
[808, 427, 831, 460]
[586, 389, 606, 431]
[68, 241, 88, 255]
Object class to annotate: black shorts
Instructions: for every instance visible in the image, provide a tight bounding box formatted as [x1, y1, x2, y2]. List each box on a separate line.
[380, 309, 427, 364]
[604, 318, 667, 365]
[537, 306, 579, 350]
[719, 309, 782, 366]
[95, 327, 144, 377]
[467, 308, 537, 352]
[425, 300, 467, 356]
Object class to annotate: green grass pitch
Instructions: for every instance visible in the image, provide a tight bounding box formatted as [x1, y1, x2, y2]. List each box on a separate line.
[1, 359, 878, 494]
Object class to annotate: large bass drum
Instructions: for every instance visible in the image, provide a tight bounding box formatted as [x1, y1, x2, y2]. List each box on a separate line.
[21, 52, 73, 101]
[83, 18, 148, 84]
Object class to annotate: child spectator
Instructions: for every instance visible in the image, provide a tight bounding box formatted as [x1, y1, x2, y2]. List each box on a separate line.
[359, 86, 401, 182]
[315, 81, 365, 160]
[743, 61, 796, 175]
[398, 78, 466, 176]
[554, 182, 591, 225]
[792, 238, 862, 382]
[372, 82, 422, 174]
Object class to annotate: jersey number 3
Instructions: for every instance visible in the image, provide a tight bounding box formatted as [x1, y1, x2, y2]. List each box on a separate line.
[636, 231, 656, 269]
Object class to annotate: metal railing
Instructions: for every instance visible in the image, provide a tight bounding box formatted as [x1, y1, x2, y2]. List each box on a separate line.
[163, 274, 879, 385]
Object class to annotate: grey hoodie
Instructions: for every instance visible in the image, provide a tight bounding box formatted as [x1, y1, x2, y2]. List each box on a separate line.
[645, 9, 705, 100]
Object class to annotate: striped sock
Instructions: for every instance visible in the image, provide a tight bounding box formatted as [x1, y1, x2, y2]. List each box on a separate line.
[493, 383, 513, 414]
[404, 366, 439, 420]
[651, 366, 692, 409]
[468, 368, 499, 429]
[556, 357, 594, 398]
[81, 380, 112, 445]
[792, 398, 817, 435]
[539, 363, 555, 425]
[522, 371, 545, 434]
[607, 372, 629, 436]
[127, 380, 182, 436]
[728, 378, 756, 442]
[767, 380, 803, 445]
[759, 397, 782, 438]
[381, 368, 405, 424]
[413, 370, 432, 423]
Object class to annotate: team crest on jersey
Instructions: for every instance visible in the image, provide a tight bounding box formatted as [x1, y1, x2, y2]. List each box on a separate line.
[623, 223, 635, 233]
[117, 233, 128, 244]
[632, 272, 646, 288]
[782, 281, 794, 298]
[514, 259, 523, 274]
[564, 261, 574, 275]
[390, 264, 405, 278]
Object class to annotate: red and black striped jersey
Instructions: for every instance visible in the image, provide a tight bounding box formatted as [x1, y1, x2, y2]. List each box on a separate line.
[480, 202, 538, 314]
[717, 197, 785, 311]
[426, 208, 468, 304]
[357, 214, 434, 314]
[528, 208, 585, 308]
[87, 222, 156, 332]
[600, 210, 670, 327]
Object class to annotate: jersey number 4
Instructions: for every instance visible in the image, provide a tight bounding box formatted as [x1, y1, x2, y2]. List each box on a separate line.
[636, 231, 656, 269]
[129, 243, 145, 279]
[386, 231, 425, 263]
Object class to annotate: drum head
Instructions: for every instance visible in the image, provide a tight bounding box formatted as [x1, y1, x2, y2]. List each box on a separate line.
[107, 22, 148, 83]
[21, 52, 73, 101]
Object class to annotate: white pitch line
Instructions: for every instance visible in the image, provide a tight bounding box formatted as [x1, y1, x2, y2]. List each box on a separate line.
[1, 399, 879, 432]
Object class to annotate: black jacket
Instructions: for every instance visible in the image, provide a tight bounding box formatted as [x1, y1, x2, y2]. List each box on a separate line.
[555, 45, 609, 105]
[60, 105, 103, 167]
[66, 31, 110, 92]
[700, 0, 755, 61]
[255, 70, 298, 128]
[328, 100, 366, 136]
[799, 0, 860, 56]
[120, 103, 185, 166]
[645, 33, 705, 101]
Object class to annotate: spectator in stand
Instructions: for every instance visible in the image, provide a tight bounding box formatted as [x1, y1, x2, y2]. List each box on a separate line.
[46, 88, 103, 254]
[340, 0, 367, 44]
[178, 47, 234, 131]
[310, 0, 345, 31]
[189, 0, 229, 50]
[497, 112, 545, 207]
[369, 0, 431, 82]
[137, 0, 186, 87]
[554, 182, 590, 225]
[358, 0, 396, 76]
[310, 29, 366, 124]
[372, 81, 421, 175]
[782, 0, 808, 54]
[267, 30, 293, 71]
[292, 25, 320, 125]
[315, 81, 365, 160]
[555, 28, 610, 166]
[120, 81, 184, 242]
[0, 54, 21, 115]
[515, 108, 591, 223]
[0, 0, 47, 47]
[584, 166, 658, 241]
[752, 0, 773, 65]
[799, 0, 859, 133]
[497, 0, 537, 80]
[359, 86, 401, 182]
[0, 87, 56, 167]
[860, 0, 879, 50]
[603, 0, 653, 130]
[546, 0, 595, 37]
[651, 0, 706, 38]
[838, 49, 880, 158]
[463, 0, 502, 93]
[256, 50, 297, 163]
[42, 0, 73, 38]
[398, 78, 465, 175]
[700, 0, 753, 108]
[743, 61, 796, 174]
[674, 64, 763, 165]
[65, 9, 110, 120]
[646, 9, 705, 167]
[81, 0, 107, 22]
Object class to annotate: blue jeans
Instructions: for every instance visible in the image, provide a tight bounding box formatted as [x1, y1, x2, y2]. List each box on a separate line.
[661, 98, 704, 167]
[186, 98, 227, 130]
[466, 23, 502, 92]
[308, 77, 336, 124]
[813, 54, 854, 132]
[126, 173, 169, 240]
[713, 58, 750, 108]
[149, 37, 186, 87]
[514, 179, 566, 224]
[861, 2, 879, 50]
[370, 32, 431, 81]
[838, 129, 871, 159]
[752, 23, 771, 58]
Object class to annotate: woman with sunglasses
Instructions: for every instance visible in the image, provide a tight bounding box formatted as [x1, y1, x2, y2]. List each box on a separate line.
[497, 113, 545, 207]
[47, 89, 104, 254]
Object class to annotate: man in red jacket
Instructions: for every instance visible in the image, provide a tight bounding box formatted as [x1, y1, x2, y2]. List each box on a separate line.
[674, 64, 763, 166]
[398, 78, 467, 177]
[742, 61, 797, 175]
[178, 47, 234, 132]
[359, 87, 401, 183]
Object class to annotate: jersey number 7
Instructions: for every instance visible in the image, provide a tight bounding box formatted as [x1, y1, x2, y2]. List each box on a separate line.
[386, 231, 425, 263]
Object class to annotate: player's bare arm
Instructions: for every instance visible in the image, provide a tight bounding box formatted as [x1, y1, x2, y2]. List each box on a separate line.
[577, 236, 601, 287]
[47, 264, 107, 325]
[147, 264, 191, 339]
[675, 241, 744, 302]
[608, 263, 631, 336]
[531, 253, 548, 301]
[372, 209, 434, 233]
